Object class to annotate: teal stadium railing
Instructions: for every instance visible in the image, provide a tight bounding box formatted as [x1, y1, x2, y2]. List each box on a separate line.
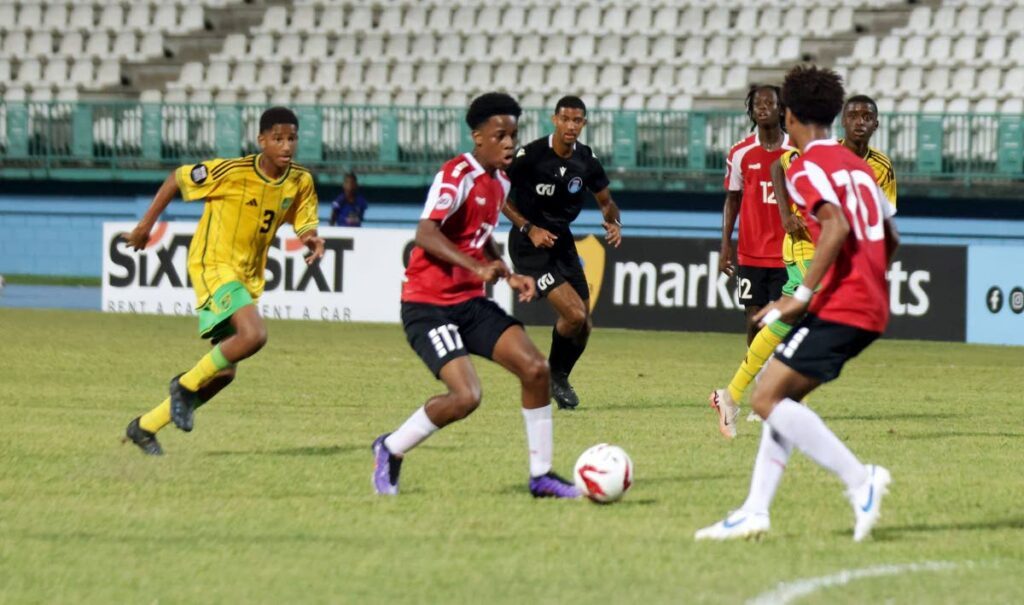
[0, 100, 1022, 188]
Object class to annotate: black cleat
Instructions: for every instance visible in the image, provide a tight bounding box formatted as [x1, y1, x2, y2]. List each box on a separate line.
[123, 417, 163, 455]
[551, 373, 580, 410]
[169, 374, 200, 432]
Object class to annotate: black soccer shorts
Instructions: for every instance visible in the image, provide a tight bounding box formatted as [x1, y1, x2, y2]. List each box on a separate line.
[736, 265, 787, 307]
[401, 297, 522, 377]
[774, 314, 880, 383]
[508, 228, 589, 300]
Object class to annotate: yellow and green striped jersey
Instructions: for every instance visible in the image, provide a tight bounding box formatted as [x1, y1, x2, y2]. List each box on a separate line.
[778, 149, 814, 264]
[845, 140, 898, 208]
[176, 154, 319, 305]
[777, 143, 897, 264]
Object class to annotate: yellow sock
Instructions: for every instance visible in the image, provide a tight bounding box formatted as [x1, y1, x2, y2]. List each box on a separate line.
[179, 345, 232, 391]
[727, 320, 792, 402]
[139, 398, 171, 433]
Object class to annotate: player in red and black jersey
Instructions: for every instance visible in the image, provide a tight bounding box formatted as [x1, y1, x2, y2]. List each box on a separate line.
[697, 65, 899, 542]
[502, 96, 622, 410]
[372, 93, 579, 499]
[721, 85, 795, 344]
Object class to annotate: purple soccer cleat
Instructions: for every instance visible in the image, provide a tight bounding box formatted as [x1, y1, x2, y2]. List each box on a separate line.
[528, 471, 581, 499]
[372, 433, 402, 495]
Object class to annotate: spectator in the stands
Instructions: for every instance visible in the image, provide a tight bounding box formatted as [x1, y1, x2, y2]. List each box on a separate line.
[329, 172, 368, 227]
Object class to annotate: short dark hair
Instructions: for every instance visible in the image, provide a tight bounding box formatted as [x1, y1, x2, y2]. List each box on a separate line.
[555, 95, 587, 116]
[781, 65, 845, 127]
[259, 106, 299, 133]
[744, 84, 784, 131]
[344, 171, 357, 182]
[844, 94, 878, 115]
[465, 92, 522, 129]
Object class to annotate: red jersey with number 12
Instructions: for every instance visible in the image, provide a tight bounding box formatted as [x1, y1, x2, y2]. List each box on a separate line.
[402, 153, 510, 306]
[725, 133, 794, 267]
[785, 139, 896, 333]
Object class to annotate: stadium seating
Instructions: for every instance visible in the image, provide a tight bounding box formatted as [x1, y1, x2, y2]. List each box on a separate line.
[155, 2, 859, 110]
[835, 3, 1024, 114]
[2, 0, 1022, 180]
[0, 0, 230, 100]
[14, 0, 986, 113]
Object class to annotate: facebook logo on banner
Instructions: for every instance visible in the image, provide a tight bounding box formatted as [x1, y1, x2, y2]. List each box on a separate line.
[967, 246, 1024, 345]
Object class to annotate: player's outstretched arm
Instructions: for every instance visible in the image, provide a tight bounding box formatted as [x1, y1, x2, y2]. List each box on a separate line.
[123, 171, 179, 250]
[756, 203, 849, 327]
[593, 188, 622, 248]
[415, 219, 507, 283]
[883, 217, 900, 264]
[506, 273, 537, 302]
[482, 235, 534, 301]
[502, 199, 556, 248]
[719, 191, 741, 276]
[300, 229, 325, 266]
[771, 159, 806, 237]
[796, 203, 848, 291]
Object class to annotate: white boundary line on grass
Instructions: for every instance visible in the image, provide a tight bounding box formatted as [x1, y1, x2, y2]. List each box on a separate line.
[746, 561, 962, 605]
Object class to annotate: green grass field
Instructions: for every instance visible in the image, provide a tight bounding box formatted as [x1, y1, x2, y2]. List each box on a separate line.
[2, 308, 1023, 604]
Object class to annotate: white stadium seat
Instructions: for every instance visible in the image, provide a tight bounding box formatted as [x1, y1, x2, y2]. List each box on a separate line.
[319, 6, 344, 32]
[679, 7, 705, 34]
[99, 5, 124, 31]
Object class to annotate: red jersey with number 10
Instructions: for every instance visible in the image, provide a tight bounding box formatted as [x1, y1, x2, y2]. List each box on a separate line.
[785, 139, 896, 333]
[725, 133, 794, 267]
[402, 153, 511, 306]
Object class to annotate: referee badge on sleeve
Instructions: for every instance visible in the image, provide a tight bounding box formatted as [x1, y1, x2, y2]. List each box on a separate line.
[190, 164, 209, 184]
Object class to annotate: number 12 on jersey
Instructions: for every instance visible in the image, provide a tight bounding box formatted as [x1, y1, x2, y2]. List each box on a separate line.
[759, 181, 777, 205]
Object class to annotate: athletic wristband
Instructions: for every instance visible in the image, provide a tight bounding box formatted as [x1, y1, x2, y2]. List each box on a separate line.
[520, 222, 532, 235]
[794, 285, 813, 303]
[762, 308, 782, 326]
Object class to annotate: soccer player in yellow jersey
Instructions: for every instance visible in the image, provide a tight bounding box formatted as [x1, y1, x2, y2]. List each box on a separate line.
[122, 107, 325, 455]
[709, 94, 896, 438]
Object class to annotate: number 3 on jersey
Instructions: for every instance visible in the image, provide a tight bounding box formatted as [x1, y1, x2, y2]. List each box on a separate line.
[260, 210, 276, 234]
[831, 169, 885, 242]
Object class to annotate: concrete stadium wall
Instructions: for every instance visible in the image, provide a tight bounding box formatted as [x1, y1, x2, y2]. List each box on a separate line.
[3, 196, 1024, 277]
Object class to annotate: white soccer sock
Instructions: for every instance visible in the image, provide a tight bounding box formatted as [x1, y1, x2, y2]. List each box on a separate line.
[766, 398, 869, 490]
[384, 406, 439, 456]
[522, 404, 553, 477]
[740, 421, 794, 515]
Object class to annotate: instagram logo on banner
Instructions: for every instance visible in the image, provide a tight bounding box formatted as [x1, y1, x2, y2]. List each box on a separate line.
[1011, 287, 1024, 315]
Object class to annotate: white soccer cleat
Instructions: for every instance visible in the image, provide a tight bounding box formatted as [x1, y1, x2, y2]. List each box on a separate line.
[849, 464, 891, 542]
[695, 510, 770, 541]
[708, 389, 740, 439]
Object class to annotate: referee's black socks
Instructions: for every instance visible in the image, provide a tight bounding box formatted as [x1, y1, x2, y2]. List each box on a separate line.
[549, 326, 587, 377]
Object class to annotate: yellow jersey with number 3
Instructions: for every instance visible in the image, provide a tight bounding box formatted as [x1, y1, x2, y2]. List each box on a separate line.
[175, 154, 319, 306]
[779, 143, 897, 264]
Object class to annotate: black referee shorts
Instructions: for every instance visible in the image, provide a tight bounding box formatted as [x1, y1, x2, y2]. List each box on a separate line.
[508, 228, 589, 300]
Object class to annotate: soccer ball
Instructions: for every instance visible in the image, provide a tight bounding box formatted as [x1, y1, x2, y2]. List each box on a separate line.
[573, 443, 633, 503]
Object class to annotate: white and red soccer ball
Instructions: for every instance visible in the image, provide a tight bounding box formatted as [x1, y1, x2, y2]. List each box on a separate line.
[574, 443, 633, 503]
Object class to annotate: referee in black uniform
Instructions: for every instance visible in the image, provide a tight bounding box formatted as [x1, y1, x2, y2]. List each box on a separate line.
[502, 96, 622, 410]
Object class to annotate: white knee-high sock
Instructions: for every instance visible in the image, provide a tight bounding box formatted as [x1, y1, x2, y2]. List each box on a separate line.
[741, 421, 794, 515]
[384, 406, 439, 456]
[766, 398, 869, 490]
[522, 404, 553, 477]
